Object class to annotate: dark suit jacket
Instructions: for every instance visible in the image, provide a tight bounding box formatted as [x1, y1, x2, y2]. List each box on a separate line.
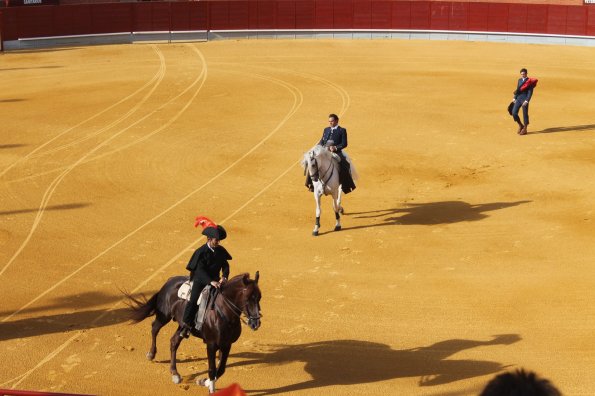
[514, 78, 533, 102]
[319, 126, 348, 151]
[186, 244, 231, 287]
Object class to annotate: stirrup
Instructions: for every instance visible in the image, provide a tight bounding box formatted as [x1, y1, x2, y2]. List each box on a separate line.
[180, 324, 191, 338]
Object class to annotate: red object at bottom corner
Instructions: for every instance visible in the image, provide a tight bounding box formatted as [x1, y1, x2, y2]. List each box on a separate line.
[213, 383, 246, 396]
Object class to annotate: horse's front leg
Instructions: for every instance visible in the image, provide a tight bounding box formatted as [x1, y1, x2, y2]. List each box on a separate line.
[215, 344, 232, 379]
[169, 328, 184, 384]
[337, 186, 344, 214]
[312, 187, 322, 236]
[198, 343, 219, 393]
[332, 190, 341, 231]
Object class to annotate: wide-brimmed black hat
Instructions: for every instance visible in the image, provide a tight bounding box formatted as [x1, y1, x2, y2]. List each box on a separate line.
[202, 225, 227, 241]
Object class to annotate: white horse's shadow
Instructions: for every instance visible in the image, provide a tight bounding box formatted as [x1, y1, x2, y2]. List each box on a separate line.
[302, 145, 358, 236]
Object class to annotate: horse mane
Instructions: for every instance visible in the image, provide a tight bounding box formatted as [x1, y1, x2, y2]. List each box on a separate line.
[311, 144, 329, 159]
[222, 273, 255, 293]
[301, 145, 329, 170]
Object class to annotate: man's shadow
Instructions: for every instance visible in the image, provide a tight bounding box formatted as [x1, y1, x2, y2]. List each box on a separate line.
[529, 124, 595, 134]
[227, 334, 520, 395]
[341, 200, 530, 230]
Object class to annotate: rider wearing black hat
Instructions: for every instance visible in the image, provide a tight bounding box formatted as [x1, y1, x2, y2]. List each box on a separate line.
[180, 216, 231, 338]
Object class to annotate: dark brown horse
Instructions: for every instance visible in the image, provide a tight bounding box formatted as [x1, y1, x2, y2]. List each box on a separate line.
[126, 272, 262, 393]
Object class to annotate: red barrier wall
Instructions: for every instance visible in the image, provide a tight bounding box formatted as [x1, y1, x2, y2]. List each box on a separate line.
[1, 0, 595, 42]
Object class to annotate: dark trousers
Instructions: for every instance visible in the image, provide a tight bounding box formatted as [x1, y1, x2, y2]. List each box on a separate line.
[182, 282, 205, 325]
[338, 152, 356, 194]
[512, 97, 530, 125]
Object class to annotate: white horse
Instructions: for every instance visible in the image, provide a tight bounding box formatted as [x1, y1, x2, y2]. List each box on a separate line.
[302, 145, 358, 236]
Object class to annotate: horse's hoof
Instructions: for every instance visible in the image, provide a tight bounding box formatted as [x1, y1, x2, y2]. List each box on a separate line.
[172, 374, 182, 384]
[312, 230, 319, 236]
[334, 225, 341, 231]
[200, 378, 216, 393]
[146, 352, 155, 361]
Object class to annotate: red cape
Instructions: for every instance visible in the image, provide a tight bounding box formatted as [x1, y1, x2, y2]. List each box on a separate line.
[520, 77, 538, 92]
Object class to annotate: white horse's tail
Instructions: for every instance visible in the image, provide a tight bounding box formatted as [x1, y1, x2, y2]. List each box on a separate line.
[343, 152, 358, 181]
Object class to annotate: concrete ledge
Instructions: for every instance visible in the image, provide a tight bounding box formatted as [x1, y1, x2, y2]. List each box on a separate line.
[4, 31, 207, 50]
[207, 29, 595, 47]
[4, 29, 595, 50]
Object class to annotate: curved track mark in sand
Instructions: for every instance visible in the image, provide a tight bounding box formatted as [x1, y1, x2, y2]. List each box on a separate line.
[0, 45, 166, 180]
[0, 45, 204, 278]
[0, 53, 303, 322]
[0, 56, 308, 391]
[1, 60, 358, 388]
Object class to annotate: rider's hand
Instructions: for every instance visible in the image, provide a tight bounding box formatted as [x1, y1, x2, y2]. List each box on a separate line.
[220, 277, 227, 284]
[330, 145, 337, 152]
[210, 281, 220, 288]
[522, 101, 528, 107]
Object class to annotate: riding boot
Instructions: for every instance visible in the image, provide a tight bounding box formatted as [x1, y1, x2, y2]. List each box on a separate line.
[339, 157, 356, 194]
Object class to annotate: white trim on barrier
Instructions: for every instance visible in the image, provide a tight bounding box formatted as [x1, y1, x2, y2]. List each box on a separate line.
[204, 29, 595, 46]
[207, 28, 595, 40]
[18, 32, 131, 41]
[4, 28, 595, 50]
[5, 30, 209, 50]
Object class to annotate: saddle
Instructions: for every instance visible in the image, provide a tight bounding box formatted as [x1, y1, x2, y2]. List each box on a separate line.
[178, 282, 216, 330]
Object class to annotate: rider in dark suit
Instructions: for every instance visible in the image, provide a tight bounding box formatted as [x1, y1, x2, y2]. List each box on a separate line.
[180, 217, 230, 338]
[306, 114, 356, 194]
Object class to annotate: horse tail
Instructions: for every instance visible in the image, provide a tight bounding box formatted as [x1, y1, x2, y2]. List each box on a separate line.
[123, 290, 159, 323]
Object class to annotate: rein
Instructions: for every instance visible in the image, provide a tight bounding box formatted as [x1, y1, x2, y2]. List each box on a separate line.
[216, 287, 261, 326]
[311, 153, 337, 186]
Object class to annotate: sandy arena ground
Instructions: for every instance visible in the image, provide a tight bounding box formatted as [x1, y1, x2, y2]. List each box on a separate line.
[1, 39, 595, 395]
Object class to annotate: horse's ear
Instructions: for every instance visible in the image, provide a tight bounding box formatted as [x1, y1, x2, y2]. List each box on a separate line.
[255, 271, 259, 283]
[242, 273, 250, 285]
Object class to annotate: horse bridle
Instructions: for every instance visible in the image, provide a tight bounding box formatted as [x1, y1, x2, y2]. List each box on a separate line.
[309, 151, 335, 185]
[218, 288, 262, 325]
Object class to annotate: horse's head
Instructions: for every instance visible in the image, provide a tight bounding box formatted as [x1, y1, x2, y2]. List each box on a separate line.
[223, 272, 262, 331]
[243, 271, 262, 330]
[303, 145, 326, 182]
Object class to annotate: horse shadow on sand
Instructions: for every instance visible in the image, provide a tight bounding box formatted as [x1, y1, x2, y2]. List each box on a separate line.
[528, 123, 595, 135]
[335, 200, 530, 231]
[0, 290, 141, 341]
[230, 334, 521, 395]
